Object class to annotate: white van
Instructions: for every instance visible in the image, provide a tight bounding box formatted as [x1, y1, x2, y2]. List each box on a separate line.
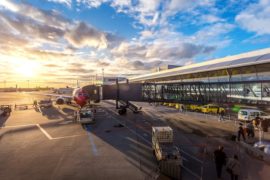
[238, 109, 269, 121]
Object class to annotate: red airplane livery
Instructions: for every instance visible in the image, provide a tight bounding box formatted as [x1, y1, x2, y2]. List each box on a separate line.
[36, 82, 89, 107]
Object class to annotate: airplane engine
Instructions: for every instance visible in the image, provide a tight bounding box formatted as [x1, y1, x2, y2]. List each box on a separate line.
[55, 97, 65, 105]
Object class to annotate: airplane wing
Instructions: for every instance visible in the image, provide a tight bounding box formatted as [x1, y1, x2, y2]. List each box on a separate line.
[30, 92, 73, 99]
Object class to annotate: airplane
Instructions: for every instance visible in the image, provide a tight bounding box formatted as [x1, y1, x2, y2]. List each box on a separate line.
[35, 81, 89, 107]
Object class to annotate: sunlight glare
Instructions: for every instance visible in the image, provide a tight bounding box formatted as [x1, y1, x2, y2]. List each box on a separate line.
[14, 61, 40, 78]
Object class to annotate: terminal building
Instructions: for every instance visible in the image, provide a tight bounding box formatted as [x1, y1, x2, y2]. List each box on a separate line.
[85, 48, 270, 106]
[129, 48, 270, 105]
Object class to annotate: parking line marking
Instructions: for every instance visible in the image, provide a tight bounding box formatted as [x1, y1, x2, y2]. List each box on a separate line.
[104, 109, 152, 145]
[86, 126, 98, 156]
[105, 108, 151, 143]
[108, 114, 151, 146]
[1, 124, 36, 128]
[1, 123, 86, 140]
[52, 134, 86, 140]
[36, 124, 53, 140]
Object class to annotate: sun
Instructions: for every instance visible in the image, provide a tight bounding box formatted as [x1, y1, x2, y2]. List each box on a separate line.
[14, 61, 40, 78]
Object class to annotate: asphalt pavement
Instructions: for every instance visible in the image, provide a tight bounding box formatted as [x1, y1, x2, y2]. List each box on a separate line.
[1, 92, 270, 180]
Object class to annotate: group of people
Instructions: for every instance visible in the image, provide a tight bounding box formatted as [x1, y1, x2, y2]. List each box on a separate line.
[237, 122, 256, 141]
[214, 146, 240, 180]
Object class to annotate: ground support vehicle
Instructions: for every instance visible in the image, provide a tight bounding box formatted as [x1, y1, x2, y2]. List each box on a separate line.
[37, 99, 53, 108]
[152, 126, 182, 179]
[117, 100, 141, 115]
[74, 107, 95, 124]
[0, 105, 12, 116]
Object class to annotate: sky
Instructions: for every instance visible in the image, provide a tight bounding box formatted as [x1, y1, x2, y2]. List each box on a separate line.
[0, 0, 270, 87]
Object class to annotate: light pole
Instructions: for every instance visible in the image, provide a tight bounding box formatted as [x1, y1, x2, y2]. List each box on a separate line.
[102, 68, 104, 84]
[27, 80, 29, 89]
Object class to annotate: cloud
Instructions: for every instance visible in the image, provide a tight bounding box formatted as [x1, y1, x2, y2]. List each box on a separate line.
[48, 0, 72, 7]
[73, 0, 216, 28]
[112, 36, 216, 65]
[65, 22, 119, 49]
[77, 0, 109, 8]
[130, 60, 146, 70]
[111, 42, 147, 60]
[0, 32, 29, 47]
[236, 0, 270, 35]
[44, 64, 61, 68]
[65, 67, 94, 73]
[69, 62, 84, 68]
[200, 14, 225, 24]
[0, 11, 65, 41]
[97, 60, 110, 67]
[26, 49, 73, 60]
[0, 0, 19, 12]
[146, 43, 215, 60]
[114, 58, 163, 71]
[193, 23, 235, 47]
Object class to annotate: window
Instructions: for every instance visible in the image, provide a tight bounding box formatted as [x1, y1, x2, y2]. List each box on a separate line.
[250, 112, 260, 117]
[240, 111, 247, 115]
[80, 111, 92, 118]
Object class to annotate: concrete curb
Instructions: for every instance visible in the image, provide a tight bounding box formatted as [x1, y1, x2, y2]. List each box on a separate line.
[0, 128, 10, 140]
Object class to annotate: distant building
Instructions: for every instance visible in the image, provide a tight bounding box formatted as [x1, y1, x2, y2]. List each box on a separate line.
[152, 65, 181, 72]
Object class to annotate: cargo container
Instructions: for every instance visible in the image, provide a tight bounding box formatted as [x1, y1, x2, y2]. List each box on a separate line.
[152, 126, 182, 179]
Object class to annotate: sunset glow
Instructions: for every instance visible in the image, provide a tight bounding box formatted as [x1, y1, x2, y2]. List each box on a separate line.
[0, 0, 269, 88]
[14, 62, 39, 78]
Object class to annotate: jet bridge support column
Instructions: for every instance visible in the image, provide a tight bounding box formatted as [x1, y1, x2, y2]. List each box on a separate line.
[116, 79, 119, 109]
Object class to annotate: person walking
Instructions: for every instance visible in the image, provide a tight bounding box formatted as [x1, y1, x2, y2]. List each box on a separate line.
[253, 115, 261, 129]
[226, 155, 240, 180]
[219, 110, 225, 121]
[237, 123, 246, 141]
[247, 122, 255, 138]
[214, 145, 227, 179]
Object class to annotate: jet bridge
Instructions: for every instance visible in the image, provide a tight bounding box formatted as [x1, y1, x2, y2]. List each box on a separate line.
[83, 80, 270, 107]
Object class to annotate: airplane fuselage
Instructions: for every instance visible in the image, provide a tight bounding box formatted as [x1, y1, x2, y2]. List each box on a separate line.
[72, 88, 89, 107]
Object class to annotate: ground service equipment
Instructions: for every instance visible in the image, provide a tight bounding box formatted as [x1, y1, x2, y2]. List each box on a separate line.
[0, 105, 12, 116]
[152, 126, 182, 179]
[74, 107, 95, 124]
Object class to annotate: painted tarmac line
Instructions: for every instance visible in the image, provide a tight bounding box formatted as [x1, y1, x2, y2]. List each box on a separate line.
[106, 109, 152, 145]
[1, 124, 37, 128]
[36, 124, 53, 140]
[110, 116, 152, 146]
[104, 108, 152, 145]
[86, 126, 99, 156]
[52, 134, 86, 140]
[1, 123, 85, 140]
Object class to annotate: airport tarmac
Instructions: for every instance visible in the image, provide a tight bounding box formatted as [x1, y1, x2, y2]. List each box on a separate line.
[0, 93, 161, 180]
[1, 92, 270, 180]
